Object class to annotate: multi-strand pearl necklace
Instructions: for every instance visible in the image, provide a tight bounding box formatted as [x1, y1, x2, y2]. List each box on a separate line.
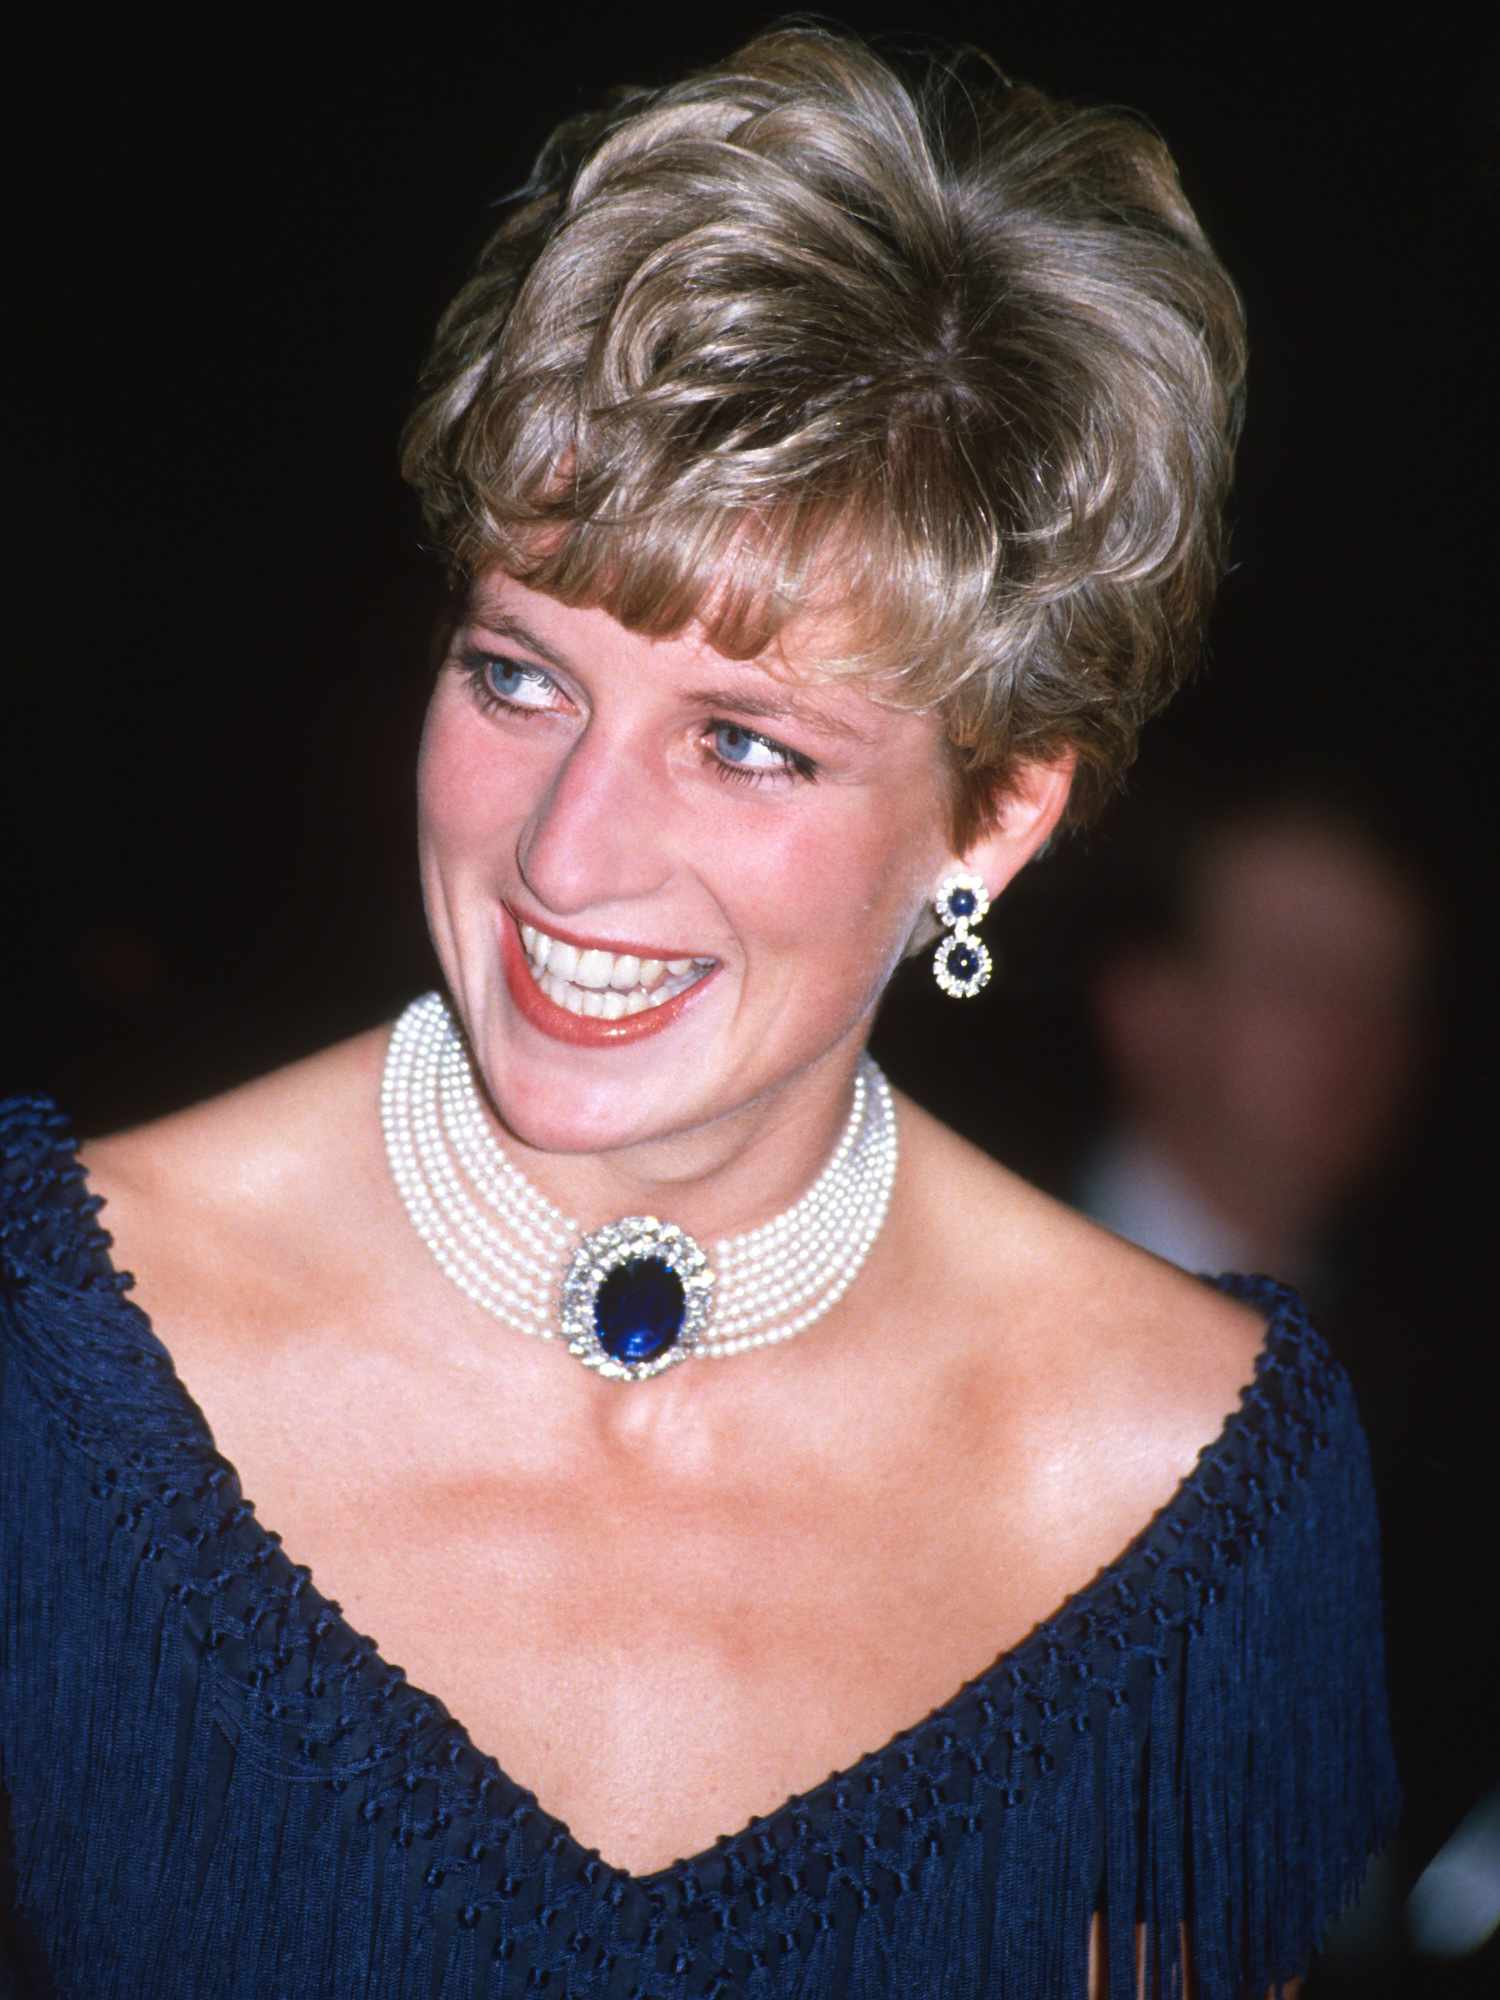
[381, 992, 899, 1382]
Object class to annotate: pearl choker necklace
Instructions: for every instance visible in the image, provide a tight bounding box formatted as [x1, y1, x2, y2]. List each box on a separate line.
[381, 992, 899, 1382]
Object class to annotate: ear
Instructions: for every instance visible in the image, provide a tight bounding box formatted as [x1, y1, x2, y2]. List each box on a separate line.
[955, 753, 1076, 902]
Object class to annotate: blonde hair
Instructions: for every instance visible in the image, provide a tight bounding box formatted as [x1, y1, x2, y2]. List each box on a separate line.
[402, 24, 1247, 838]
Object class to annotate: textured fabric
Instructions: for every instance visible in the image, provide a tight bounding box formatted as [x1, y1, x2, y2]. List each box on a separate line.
[1, 1094, 1399, 1998]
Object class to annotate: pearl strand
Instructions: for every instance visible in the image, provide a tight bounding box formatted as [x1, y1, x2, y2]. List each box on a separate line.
[382, 997, 569, 1338]
[381, 993, 899, 1371]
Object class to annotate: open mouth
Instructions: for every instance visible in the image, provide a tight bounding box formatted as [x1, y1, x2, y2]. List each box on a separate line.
[517, 921, 716, 1022]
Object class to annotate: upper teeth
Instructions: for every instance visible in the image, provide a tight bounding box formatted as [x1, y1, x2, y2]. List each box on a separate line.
[519, 922, 712, 1019]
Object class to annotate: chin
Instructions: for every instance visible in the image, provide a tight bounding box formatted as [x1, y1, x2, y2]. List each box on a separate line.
[490, 1092, 653, 1160]
[461, 1015, 707, 1161]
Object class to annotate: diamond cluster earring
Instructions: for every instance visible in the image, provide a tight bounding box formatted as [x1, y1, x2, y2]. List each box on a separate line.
[931, 871, 992, 999]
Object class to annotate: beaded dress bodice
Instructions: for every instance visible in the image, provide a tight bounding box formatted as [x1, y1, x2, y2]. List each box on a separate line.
[0, 1096, 1398, 1998]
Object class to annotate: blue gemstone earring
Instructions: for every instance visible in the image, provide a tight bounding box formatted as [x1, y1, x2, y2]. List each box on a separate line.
[932, 870, 993, 999]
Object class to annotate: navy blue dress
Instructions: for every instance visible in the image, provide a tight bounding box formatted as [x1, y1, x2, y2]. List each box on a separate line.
[0, 1096, 1398, 1997]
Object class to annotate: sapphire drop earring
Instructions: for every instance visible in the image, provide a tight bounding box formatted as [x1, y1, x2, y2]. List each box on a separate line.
[932, 871, 993, 999]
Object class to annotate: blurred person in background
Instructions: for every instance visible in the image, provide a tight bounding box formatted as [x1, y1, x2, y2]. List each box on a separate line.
[1078, 780, 1433, 1295]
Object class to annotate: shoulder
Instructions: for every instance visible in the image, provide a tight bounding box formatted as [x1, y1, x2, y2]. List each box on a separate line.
[898, 1092, 1268, 1417]
[78, 1026, 394, 1327]
[892, 1091, 1275, 1557]
[83, 1025, 387, 1197]
[888, 1102, 1393, 1998]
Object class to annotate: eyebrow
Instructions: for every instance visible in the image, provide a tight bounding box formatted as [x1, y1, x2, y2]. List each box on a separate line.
[465, 600, 573, 673]
[465, 593, 874, 745]
[680, 686, 874, 745]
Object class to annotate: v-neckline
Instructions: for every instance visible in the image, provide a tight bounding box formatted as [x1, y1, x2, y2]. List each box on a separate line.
[65, 1154, 1300, 1895]
[9, 1095, 1393, 1998]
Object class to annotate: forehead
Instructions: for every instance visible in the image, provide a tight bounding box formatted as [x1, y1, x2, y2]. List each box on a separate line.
[466, 574, 933, 753]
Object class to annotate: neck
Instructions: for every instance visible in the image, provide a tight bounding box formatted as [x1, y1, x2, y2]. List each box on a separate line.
[483, 1040, 872, 1245]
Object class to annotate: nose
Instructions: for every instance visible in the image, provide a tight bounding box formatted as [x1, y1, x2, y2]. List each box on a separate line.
[516, 719, 674, 918]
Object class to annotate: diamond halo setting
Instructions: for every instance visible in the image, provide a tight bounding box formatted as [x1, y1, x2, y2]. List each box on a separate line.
[560, 1217, 715, 1381]
[931, 870, 993, 998]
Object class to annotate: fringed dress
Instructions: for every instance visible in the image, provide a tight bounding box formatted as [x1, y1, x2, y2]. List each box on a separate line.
[0, 1097, 1399, 1998]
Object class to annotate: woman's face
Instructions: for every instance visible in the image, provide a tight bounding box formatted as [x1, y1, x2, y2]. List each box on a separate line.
[417, 572, 959, 1162]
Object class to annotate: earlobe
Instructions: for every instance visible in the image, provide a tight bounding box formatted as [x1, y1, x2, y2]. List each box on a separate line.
[960, 752, 1076, 902]
[909, 753, 1074, 978]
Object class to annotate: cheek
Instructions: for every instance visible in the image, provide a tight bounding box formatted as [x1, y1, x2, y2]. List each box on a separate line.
[741, 802, 938, 979]
[417, 697, 532, 859]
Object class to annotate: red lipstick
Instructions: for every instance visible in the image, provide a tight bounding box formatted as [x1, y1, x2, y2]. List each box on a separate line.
[500, 909, 716, 1048]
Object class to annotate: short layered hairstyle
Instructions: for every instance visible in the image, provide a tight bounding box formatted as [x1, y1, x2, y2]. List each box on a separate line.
[402, 25, 1247, 838]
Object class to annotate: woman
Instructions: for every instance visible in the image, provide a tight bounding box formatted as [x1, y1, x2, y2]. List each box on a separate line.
[1, 25, 1395, 1997]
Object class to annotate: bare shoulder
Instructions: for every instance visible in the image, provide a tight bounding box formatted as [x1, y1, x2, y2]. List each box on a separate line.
[80, 1026, 393, 1328]
[894, 1092, 1270, 1528]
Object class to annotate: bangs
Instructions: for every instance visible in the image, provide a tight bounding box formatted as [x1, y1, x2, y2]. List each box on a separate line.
[436, 389, 1009, 721]
[404, 24, 1246, 836]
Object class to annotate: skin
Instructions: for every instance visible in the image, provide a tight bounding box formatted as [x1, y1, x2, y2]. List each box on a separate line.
[85, 575, 1287, 1991]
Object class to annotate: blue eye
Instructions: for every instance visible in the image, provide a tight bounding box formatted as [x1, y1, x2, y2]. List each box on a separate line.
[713, 724, 788, 772]
[459, 648, 560, 716]
[485, 657, 555, 709]
[707, 721, 817, 787]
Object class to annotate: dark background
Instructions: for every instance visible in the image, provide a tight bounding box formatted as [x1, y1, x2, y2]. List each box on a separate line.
[5, 8, 1491, 1122]
[4, 6, 1495, 1985]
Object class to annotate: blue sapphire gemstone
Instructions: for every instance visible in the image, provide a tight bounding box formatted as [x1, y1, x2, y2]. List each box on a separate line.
[950, 944, 980, 981]
[947, 887, 977, 920]
[594, 1257, 686, 1363]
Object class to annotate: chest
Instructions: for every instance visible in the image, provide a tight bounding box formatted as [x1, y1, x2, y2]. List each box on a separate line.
[157, 1315, 1081, 1878]
[260, 1421, 1053, 1876]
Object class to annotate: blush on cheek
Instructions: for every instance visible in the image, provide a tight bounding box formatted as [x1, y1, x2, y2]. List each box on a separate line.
[417, 692, 531, 846]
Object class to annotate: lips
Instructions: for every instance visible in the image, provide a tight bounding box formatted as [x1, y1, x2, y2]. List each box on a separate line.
[501, 908, 718, 1046]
